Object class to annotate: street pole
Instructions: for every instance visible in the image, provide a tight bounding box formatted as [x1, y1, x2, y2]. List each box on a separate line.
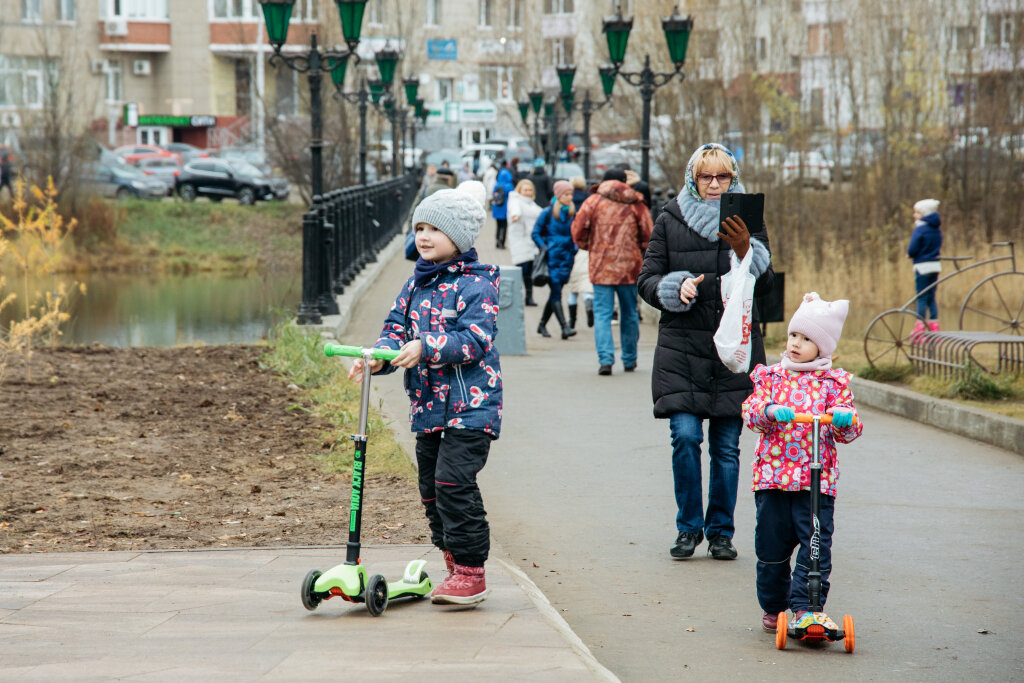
[582, 91, 592, 181]
[358, 82, 368, 185]
[307, 34, 324, 198]
[639, 55, 653, 185]
[400, 110, 407, 174]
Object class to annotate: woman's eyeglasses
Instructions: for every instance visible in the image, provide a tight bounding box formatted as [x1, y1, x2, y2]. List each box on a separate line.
[696, 173, 733, 186]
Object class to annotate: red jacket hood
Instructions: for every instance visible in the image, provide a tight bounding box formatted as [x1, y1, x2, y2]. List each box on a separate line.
[597, 180, 641, 204]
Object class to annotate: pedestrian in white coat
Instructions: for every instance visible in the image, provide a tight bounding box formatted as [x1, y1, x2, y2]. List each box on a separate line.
[507, 178, 542, 306]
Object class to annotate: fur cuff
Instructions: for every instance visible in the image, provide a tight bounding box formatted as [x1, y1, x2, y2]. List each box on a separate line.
[658, 270, 697, 312]
[729, 238, 771, 279]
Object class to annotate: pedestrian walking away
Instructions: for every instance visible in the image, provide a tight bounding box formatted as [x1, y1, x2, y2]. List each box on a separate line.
[529, 158, 554, 208]
[349, 189, 502, 606]
[532, 179, 579, 340]
[636, 142, 774, 561]
[571, 168, 653, 375]
[565, 176, 594, 329]
[741, 292, 863, 633]
[0, 153, 14, 199]
[507, 178, 542, 307]
[907, 198, 943, 335]
[491, 161, 515, 249]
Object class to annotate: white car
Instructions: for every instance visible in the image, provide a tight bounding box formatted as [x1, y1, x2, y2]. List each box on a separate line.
[782, 150, 831, 189]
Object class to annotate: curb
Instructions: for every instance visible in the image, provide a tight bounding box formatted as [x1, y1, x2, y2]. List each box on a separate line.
[851, 376, 1024, 456]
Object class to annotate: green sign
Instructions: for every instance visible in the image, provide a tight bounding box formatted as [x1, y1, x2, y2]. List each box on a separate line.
[136, 115, 217, 127]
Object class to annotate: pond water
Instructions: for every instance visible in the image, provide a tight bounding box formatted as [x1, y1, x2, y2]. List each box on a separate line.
[2, 271, 302, 347]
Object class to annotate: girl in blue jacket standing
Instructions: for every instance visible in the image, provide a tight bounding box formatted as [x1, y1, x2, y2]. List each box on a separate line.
[532, 180, 578, 339]
[907, 198, 943, 334]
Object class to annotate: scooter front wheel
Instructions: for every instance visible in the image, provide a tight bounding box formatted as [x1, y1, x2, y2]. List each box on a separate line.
[776, 612, 788, 650]
[301, 569, 323, 611]
[365, 574, 389, 617]
[843, 614, 855, 653]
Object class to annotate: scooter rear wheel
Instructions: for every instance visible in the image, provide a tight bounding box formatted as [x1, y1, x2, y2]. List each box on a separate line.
[301, 569, 323, 611]
[365, 573, 389, 617]
[843, 614, 855, 653]
[776, 612, 788, 650]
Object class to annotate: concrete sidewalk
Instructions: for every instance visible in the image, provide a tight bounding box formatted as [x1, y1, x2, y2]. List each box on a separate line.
[0, 545, 616, 681]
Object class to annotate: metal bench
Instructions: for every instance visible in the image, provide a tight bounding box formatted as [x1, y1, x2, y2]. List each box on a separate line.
[908, 331, 1024, 379]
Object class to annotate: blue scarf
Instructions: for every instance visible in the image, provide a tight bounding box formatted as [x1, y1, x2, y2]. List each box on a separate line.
[414, 248, 478, 287]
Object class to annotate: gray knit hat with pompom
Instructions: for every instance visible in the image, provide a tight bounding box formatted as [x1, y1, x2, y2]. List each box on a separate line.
[411, 189, 485, 254]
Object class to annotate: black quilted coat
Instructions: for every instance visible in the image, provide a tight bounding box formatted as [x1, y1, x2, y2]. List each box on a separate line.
[637, 198, 775, 419]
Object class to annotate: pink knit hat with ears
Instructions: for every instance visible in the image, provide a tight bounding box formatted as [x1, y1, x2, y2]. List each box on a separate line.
[788, 292, 850, 359]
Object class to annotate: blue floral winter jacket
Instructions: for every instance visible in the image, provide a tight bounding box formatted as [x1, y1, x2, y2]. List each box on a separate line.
[374, 260, 503, 437]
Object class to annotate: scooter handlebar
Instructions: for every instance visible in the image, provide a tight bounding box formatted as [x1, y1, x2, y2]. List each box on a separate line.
[791, 413, 859, 425]
[323, 343, 401, 362]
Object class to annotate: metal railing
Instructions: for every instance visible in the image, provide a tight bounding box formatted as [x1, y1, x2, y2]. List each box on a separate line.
[297, 171, 420, 324]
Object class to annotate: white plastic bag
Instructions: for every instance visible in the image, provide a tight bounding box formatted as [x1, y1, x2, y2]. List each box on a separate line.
[713, 248, 756, 373]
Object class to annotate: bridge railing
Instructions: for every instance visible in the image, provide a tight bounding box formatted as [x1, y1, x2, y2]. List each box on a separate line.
[297, 171, 420, 324]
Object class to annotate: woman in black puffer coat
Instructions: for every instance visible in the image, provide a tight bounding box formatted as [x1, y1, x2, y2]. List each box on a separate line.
[637, 143, 774, 563]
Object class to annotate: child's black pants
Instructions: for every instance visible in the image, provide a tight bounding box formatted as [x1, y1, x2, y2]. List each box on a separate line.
[415, 429, 491, 567]
[754, 489, 835, 614]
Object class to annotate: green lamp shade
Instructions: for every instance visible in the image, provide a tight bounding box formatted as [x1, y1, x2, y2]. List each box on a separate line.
[561, 91, 574, 113]
[518, 99, 530, 122]
[375, 47, 400, 86]
[543, 99, 554, 117]
[418, 106, 429, 123]
[529, 89, 544, 113]
[598, 64, 617, 97]
[403, 77, 419, 105]
[555, 65, 576, 98]
[368, 78, 384, 104]
[335, 0, 368, 48]
[662, 10, 694, 65]
[330, 54, 350, 87]
[259, 0, 295, 46]
[602, 11, 633, 65]
[383, 96, 394, 112]
[415, 97, 425, 119]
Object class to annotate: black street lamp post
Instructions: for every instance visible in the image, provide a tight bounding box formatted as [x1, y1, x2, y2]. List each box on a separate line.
[602, 4, 693, 183]
[555, 64, 617, 180]
[543, 98, 557, 175]
[259, 0, 369, 323]
[527, 89, 544, 161]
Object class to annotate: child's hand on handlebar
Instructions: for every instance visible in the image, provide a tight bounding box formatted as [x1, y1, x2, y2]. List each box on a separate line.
[765, 405, 795, 423]
[348, 357, 384, 382]
[391, 339, 423, 369]
[828, 408, 854, 428]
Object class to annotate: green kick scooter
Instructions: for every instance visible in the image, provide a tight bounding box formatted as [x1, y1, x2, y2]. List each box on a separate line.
[299, 343, 433, 616]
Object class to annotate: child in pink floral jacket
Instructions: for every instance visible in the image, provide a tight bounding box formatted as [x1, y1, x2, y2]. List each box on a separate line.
[741, 292, 864, 634]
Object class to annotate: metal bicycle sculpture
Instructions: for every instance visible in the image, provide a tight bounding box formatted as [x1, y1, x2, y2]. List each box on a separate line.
[863, 241, 1023, 368]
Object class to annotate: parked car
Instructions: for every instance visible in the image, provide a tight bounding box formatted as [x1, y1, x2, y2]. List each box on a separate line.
[114, 144, 182, 166]
[552, 162, 585, 181]
[424, 148, 463, 170]
[136, 157, 182, 195]
[215, 146, 271, 175]
[163, 142, 210, 164]
[782, 150, 831, 189]
[82, 162, 169, 200]
[175, 159, 282, 204]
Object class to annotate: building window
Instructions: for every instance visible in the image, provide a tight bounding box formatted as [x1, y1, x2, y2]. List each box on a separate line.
[508, 0, 520, 29]
[544, 0, 573, 13]
[479, 65, 518, 102]
[952, 26, 975, 51]
[985, 13, 1019, 47]
[368, 0, 386, 26]
[545, 37, 574, 66]
[437, 77, 454, 101]
[756, 36, 766, 61]
[810, 87, 823, 128]
[609, 0, 632, 13]
[0, 56, 50, 109]
[105, 60, 123, 104]
[807, 22, 844, 55]
[425, 0, 441, 26]
[22, 0, 42, 21]
[274, 66, 296, 116]
[58, 0, 77, 21]
[104, 0, 168, 19]
[479, 0, 492, 28]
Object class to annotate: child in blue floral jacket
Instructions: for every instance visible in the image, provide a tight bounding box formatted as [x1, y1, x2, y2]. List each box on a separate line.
[349, 189, 501, 606]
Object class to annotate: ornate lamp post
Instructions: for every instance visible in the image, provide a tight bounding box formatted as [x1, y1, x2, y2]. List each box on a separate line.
[528, 89, 544, 161]
[602, 4, 693, 183]
[543, 97, 557, 175]
[555, 64, 617, 180]
[259, 0, 369, 323]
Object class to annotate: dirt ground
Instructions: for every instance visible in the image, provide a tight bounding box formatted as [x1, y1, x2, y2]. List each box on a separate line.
[0, 345, 430, 554]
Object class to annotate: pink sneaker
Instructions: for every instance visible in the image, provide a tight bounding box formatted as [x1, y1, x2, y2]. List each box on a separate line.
[431, 563, 488, 605]
[928, 321, 940, 332]
[911, 321, 926, 339]
[762, 612, 778, 632]
[441, 549, 454, 577]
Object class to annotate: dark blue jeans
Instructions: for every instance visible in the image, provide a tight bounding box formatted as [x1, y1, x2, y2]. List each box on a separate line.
[754, 489, 835, 614]
[914, 271, 939, 320]
[668, 413, 742, 539]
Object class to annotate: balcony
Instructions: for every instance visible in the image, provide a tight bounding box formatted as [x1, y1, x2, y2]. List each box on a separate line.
[98, 19, 171, 52]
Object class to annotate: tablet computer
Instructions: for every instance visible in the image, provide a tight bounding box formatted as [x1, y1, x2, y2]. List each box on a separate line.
[719, 192, 765, 231]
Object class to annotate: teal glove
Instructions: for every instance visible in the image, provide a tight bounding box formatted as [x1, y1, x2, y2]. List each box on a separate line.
[766, 405, 795, 423]
[830, 409, 854, 428]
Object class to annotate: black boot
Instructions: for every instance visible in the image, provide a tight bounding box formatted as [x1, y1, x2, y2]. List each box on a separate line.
[568, 303, 578, 329]
[537, 301, 552, 338]
[552, 302, 577, 339]
[524, 281, 537, 306]
[585, 299, 594, 327]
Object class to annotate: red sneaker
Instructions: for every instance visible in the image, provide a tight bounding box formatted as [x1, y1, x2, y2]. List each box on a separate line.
[762, 612, 778, 632]
[441, 549, 454, 577]
[431, 563, 488, 605]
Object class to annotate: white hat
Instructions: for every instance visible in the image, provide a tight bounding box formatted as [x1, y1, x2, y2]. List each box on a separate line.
[914, 198, 940, 215]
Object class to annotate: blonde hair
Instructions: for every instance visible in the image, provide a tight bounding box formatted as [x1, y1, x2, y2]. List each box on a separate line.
[515, 178, 535, 194]
[553, 194, 576, 217]
[692, 147, 736, 179]
[570, 176, 586, 190]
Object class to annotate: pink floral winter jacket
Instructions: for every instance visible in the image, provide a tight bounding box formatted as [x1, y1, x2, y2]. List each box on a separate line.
[741, 363, 864, 497]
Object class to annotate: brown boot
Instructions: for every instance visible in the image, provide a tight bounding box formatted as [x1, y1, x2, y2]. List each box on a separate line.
[431, 563, 488, 605]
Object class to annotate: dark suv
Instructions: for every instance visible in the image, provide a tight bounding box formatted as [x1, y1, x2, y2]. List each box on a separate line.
[175, 159, 283, 205]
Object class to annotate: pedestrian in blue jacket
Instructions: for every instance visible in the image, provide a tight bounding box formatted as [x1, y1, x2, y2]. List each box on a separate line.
[491, 162, 515, 249]
[349, 189, 501, 607]
[907, 198, 943, 334]
[532, 179, 578, 339]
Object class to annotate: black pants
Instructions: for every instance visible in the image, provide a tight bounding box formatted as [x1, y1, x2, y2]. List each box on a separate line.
[517, 260, 533, 301]
[495, 218, 507, 248]
[754, 489, 835, 614]
[415, 429, 492, 567]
